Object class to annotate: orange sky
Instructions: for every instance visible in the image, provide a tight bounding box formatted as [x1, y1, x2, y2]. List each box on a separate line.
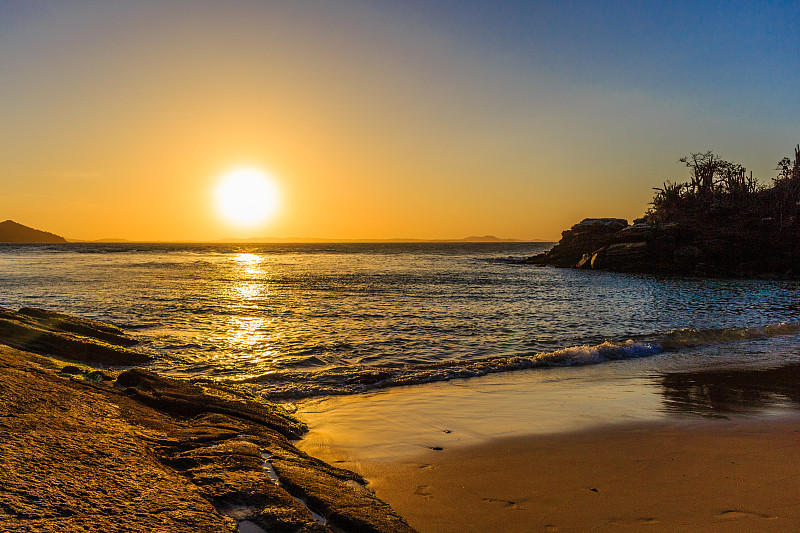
[1, 1, 797, 241]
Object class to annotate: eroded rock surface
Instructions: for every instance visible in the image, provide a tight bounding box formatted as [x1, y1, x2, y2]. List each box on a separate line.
[0, 307, 147, 365]
[0, 311, 417, 533]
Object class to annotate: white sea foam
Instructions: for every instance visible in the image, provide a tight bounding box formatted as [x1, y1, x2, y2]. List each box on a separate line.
[243, 321, 800, 399]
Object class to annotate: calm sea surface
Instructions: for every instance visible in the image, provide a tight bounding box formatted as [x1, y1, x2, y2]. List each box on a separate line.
[1, 242, 800, 404]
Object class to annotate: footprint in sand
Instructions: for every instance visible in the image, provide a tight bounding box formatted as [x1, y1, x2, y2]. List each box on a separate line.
[414, 485, 432, 498]
[482, 497, 525, 510]
[717, 510, 775, 520]
[609, 517, 659, 526]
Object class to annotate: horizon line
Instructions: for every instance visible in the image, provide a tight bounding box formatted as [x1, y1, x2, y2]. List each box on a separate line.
[62, 236, 550, 244]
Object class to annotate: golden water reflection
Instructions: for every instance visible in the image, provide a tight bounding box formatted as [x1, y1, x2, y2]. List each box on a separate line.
[232, 253, 261, 264]
[229, 316, 268, 349]
[236, 282, 261, 300]
[219, 315, 280, 365]
[218, 252, 282, 367]
[232, 253, 263, 277]
[227, 252, 274, 302]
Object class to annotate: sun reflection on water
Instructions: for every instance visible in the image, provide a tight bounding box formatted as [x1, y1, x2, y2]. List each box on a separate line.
[232, 253, 263, 276]
[236, 283, 261, 300]
[217, 252, 283, 371]
[229, 316, 268, 349]
[233, 253, 261, 264]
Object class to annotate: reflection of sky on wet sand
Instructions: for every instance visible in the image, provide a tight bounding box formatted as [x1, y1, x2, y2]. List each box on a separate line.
[298, 359, 800, 463]
[298, 366, 667, 461]
[659, 363, 800, 418]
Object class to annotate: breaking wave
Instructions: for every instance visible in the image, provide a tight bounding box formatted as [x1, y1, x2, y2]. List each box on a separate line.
[237, 322, 800, 400]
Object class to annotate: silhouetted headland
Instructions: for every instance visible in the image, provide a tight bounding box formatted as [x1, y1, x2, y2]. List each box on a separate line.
[527, 145, 800, 279]
[0, 220, 66, 243]
[0, 307, 416, 533]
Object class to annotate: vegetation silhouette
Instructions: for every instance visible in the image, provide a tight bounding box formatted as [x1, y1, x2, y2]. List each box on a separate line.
[529, 144, 800, 278]
[649, 145, 800, 227]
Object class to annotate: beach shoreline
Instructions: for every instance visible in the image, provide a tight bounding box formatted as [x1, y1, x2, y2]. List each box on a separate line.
[295, 360, 800, 532]
[301, 416, 800, 532]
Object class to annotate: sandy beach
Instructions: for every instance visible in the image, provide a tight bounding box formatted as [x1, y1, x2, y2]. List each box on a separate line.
[297, 365, 800, 532]
[359, 419, 800, 532]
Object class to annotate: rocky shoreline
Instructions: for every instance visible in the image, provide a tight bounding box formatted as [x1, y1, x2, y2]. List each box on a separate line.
[526, 217, 799, 279]
[528, 147, 800, 279]
[0, 307, 416, 533]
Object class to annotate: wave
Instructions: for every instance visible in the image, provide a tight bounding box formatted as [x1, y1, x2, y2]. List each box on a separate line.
[232, 321, 800, 400]
[658, 322, 800, 350]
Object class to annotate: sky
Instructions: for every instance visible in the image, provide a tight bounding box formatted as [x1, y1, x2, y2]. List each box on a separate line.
[0, 0, 798, 241]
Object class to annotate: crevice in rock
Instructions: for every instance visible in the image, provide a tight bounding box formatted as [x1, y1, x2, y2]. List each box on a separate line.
[261, 451, 328, 526]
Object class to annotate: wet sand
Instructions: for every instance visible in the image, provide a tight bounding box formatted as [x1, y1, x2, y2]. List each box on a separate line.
[306, 418, 800, 532]
[297, 363, 800, 532]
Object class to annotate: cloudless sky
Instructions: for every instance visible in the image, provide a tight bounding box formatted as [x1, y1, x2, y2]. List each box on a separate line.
[0, 0, 798, 240]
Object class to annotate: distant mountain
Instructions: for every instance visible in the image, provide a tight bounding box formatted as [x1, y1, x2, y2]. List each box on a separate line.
[0, 220, 66, 243]
[460, 235, 518, 242]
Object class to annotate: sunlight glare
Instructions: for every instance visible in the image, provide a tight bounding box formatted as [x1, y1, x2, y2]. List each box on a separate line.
[214, 167, 280, 227]
[233, 253, 262, 264]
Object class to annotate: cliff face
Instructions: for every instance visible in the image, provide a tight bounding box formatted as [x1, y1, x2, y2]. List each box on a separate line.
[0, 220, 66, 243]
[526, 216, 799, 279]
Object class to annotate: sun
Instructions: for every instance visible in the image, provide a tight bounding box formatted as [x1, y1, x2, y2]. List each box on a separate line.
[214, 167, 280, 227]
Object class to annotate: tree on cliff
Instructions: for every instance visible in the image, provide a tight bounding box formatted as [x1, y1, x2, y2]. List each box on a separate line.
[680, 151, 722, 196]
[771, 144, 800, 230]
[649, 145, 800, 229]
[776, 144, 800, 183]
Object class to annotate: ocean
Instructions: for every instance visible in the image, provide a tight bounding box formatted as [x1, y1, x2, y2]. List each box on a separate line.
[2, 242, 800, 413]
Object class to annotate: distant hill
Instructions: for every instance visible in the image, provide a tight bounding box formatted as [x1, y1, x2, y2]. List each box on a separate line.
[0, 220, 66, 243]
[460, 235, 517, 242]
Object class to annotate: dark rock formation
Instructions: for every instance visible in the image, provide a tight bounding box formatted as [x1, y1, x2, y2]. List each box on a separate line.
[0, 220, 66, 243]
[0, 307, 147, 365]
[526, 218, 629, 268]
[526, 215, 796, 279]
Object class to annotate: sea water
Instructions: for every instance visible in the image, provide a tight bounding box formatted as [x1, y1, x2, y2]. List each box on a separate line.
[1, 242, 799, 412]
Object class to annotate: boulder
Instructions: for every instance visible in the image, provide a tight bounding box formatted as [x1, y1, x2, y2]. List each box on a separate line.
[614, 223, 655, 243]
[673, 245, 701, 269]
[591, 242, 649, 272]
[526, 218, 629, 267]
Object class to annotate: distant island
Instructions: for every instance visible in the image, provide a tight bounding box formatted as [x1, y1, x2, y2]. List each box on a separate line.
[528, 145, 800, 279]
[0, 220, 66, 243]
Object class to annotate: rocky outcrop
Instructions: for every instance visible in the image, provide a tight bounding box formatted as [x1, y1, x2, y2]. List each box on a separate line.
[0, 306, 147, 365]
[0, 220, 66, 243]
[526, 216, 796, 278]
[0, 310, 417, 533]
[527, 218, 629, 268]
